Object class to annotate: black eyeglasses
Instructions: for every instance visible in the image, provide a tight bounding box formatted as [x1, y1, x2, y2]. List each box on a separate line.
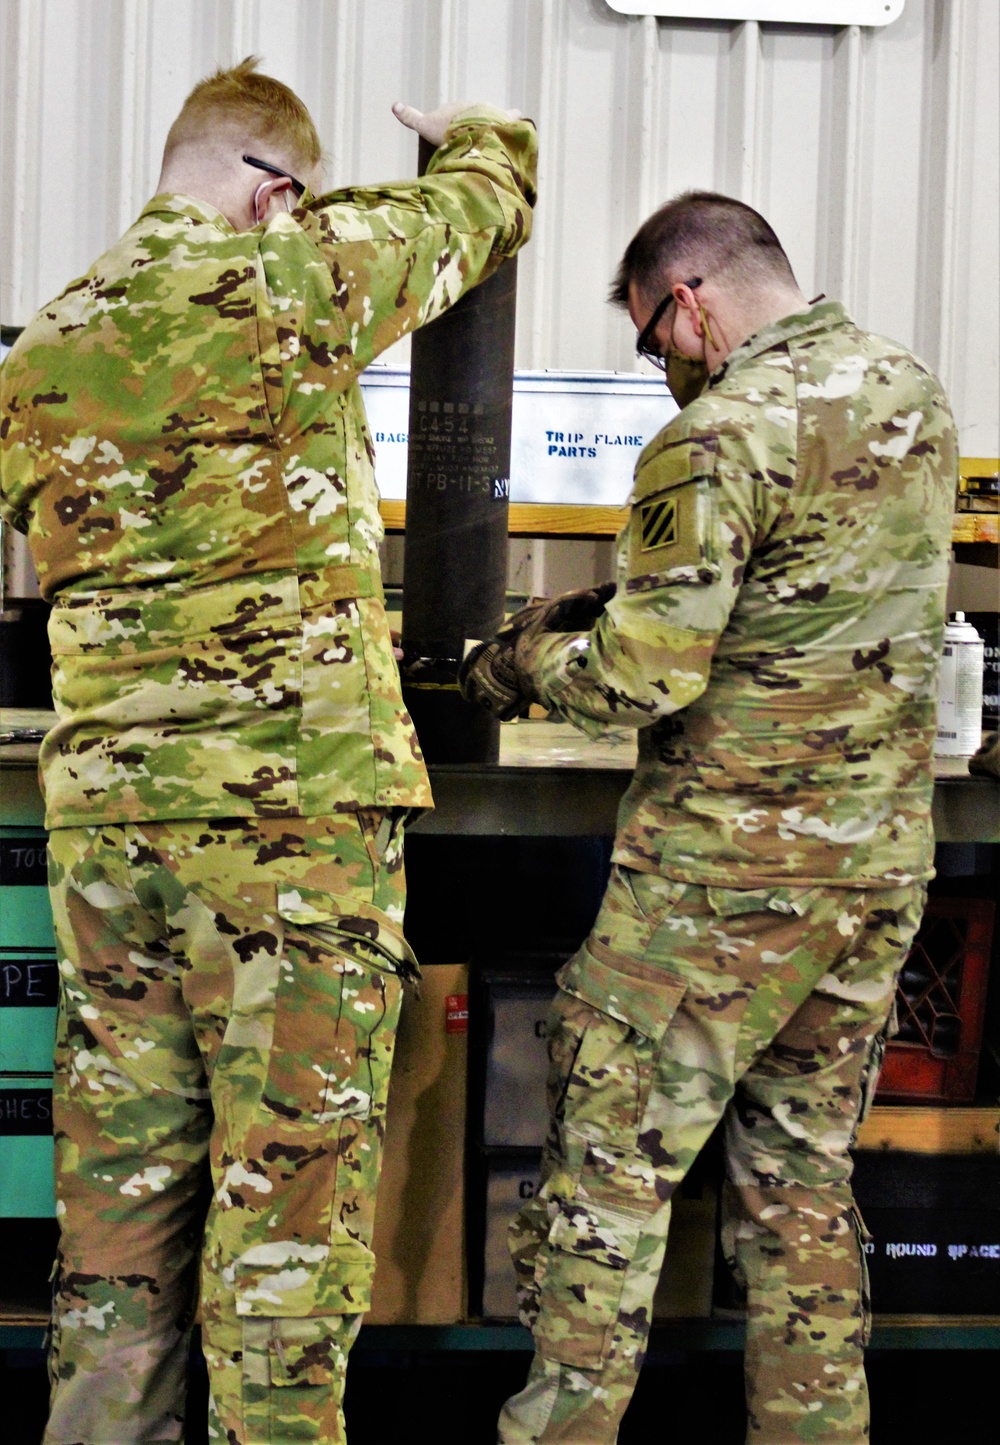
[242, 154, 306, 198]
[635, 276, 703, 369]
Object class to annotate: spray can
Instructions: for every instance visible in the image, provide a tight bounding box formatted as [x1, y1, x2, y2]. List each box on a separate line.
[935, 613, 984, 757]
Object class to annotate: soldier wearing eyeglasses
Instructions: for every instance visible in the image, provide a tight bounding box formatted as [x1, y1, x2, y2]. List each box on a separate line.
[463, 191, 957, 1444]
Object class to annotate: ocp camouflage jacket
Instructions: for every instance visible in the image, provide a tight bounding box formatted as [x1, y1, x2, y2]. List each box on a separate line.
[0, 109, 537, 829]
[519, 303, 958, 887]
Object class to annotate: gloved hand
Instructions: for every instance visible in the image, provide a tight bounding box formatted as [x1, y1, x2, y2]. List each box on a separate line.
[535, 581, 616, 633]
[498, 582, 616, 642]
[458, 638, 534, 720]
[460, 584, 615, 719]
[496, 597, 549, 642]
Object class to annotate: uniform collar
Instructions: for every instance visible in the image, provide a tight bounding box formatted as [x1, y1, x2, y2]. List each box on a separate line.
[138, 193, 237, 232]
[713, 300, 854, 380]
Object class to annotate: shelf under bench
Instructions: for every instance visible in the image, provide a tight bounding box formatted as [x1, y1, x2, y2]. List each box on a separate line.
[3, 1316, 998, 1353]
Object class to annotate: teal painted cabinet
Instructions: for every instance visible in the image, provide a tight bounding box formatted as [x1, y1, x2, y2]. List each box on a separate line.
[1, 763, 56, 1219]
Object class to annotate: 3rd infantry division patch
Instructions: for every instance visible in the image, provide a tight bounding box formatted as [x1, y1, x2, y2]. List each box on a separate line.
[640, 496, 677, 552]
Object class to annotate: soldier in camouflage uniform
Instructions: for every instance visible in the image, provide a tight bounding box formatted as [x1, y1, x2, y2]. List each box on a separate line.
[462, 192, 956, 1444]
[0, 58, 536, 1444]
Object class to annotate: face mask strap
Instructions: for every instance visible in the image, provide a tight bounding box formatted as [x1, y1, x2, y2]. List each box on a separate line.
[668, 288, 720, 356]
[698, 302, 720, 353]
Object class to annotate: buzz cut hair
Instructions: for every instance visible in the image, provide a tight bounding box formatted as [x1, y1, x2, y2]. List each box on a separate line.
[610, 190, 797, 309]
[163, 56, 322, 173]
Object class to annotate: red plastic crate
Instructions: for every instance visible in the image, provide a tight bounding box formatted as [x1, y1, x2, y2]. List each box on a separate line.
[876, 895, 995, 1103]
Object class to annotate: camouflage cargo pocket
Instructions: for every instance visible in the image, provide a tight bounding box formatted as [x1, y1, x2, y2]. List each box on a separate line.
[241, 1313, 355, 1443]
[533, 1201, 641, 1370]
[263, 888, 410, 1123]
[550, 947, 686, 1148]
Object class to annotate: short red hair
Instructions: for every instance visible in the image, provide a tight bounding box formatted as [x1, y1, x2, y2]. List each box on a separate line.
[163, 56, 321, 172]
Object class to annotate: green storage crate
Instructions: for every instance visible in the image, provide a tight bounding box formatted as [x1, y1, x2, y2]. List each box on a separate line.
[0, 949, 57, 1072]
[0, 1078, 55, 1217]
[0, 825, 54, 946]
[1, 821, 58, 1077]
[0, 754, 57, 1216]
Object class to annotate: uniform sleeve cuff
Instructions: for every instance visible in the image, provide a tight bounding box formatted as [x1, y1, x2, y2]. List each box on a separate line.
[448, 104, 517, 130]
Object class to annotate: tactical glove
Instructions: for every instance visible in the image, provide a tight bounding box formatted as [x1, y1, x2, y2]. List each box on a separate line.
[460, 584, 614, 720]
[536, 581, 616, 633]
[496, 597, 550, 642]
[458, 638, 534, 721]
[499, 582, 616, 641]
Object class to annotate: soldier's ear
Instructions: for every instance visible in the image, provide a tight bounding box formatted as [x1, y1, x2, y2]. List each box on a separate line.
[672, 283, 702, 337]
[252, 176, 294, 224]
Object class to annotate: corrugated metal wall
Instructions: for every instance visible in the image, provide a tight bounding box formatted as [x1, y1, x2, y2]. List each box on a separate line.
[1, 0, 997, 456]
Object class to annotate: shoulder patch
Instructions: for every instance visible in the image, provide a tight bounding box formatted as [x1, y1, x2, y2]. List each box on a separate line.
[639, 494, 679, 551]
[625, 437, 720, 593]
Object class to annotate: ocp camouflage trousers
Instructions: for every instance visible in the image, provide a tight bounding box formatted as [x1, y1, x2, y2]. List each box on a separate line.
[499, 867, 926, 1445]
[43, 811, 412, 1445]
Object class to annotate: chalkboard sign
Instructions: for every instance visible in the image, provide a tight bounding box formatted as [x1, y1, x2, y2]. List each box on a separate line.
[0, 954, 59, 1007]
[0, 837, 49, 887]
[0, 1089, 53, 1135]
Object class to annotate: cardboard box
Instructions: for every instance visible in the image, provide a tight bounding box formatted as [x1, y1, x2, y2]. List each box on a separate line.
[368, 963, 468, 1323]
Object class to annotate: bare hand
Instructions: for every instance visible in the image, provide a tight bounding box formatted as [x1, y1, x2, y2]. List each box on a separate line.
[392, 100, 522, 148]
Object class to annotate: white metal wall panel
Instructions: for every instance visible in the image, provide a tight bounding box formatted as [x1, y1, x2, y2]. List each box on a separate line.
[1, 0, 997, 454]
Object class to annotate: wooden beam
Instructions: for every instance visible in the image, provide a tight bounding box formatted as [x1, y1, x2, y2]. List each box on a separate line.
[855, 1106, 998, 1154]
[380, 500, 628, 537]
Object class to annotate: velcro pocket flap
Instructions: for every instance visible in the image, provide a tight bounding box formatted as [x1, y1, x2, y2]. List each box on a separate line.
[277, 886, 420, 982]
[547, 1201, 637, 1272]
[556, 948, 686, 1043]
[234, 1235, 376, 1319]
[706, 885, 813, 919]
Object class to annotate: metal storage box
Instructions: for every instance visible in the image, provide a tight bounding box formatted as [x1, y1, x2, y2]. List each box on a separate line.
[482, 976, 555, 1149]
[360, 366, 673, 507]
[481, 1155, 543, 1319]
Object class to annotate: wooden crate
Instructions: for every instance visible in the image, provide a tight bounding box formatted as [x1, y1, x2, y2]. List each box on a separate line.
[877, 896, 995, 1103]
